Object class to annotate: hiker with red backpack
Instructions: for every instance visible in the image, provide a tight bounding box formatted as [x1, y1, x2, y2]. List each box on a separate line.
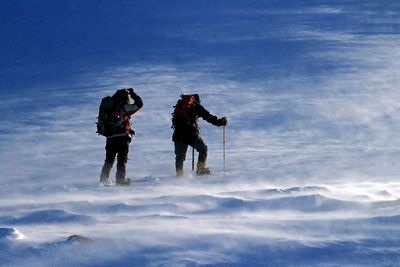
[97, 88, 143, 185]
[172, 94, 227, 177]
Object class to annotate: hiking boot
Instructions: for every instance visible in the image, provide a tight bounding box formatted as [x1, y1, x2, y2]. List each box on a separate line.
[176, 169, 184, 177]
[196, 168, 212, 175]
[99, 177, 109, 183]
[100, 173, 110, 183]
[196, 161, 212, 175]
[116, 178, 131, 185]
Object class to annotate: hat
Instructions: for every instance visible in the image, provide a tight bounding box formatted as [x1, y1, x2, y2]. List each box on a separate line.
[193, 94, 201, 104]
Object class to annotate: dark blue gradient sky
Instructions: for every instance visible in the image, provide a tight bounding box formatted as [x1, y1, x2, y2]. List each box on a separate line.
[2, 1, 398, 94]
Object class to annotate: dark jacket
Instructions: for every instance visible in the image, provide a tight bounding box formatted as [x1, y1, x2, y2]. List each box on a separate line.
[172, 101, 223, 144]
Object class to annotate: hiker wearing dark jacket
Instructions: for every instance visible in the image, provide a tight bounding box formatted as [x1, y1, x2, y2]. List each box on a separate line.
[100, 88, 143, 185]
[172, 94, 227, 177]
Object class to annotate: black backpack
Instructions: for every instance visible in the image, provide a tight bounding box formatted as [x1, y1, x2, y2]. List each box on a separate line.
[96, 96, 125, 137]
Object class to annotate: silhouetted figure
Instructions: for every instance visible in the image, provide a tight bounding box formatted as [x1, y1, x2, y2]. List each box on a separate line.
[97, 88, 143, 185]
[172, 94, 227, 176]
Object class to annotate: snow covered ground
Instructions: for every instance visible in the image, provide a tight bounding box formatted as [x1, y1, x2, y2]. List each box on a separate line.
[1, 1, 400, 266]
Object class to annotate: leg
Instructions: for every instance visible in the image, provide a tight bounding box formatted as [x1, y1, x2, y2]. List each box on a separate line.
[192, 136, 208, 164]
[191, 137, 211, 175]
[116, 136, 131, 181]
[100, 138, 117, 182]
[174, 141, 188, 176]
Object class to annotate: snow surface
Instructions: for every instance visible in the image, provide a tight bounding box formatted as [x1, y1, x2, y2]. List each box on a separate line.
[1, 0, 400, 266]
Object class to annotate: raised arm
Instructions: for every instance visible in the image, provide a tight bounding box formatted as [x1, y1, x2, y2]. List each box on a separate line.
[129, 88, 143, 109]
[123, 88, 143, 116]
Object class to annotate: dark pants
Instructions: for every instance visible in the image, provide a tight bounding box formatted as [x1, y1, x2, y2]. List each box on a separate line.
[100, 136, 131, 181]
[174, 137, 207, 171]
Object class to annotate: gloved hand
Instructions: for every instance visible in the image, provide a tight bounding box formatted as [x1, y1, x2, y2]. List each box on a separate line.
[127, 88, 135, 95]
[218, 117, 228, 126]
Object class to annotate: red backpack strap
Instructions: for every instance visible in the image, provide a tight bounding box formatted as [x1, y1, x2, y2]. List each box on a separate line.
[181, 94, 195, 105]
[175, 94, 195, 121]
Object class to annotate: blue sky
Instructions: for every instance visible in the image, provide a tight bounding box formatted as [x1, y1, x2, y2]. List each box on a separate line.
[4, 0, 398, 93]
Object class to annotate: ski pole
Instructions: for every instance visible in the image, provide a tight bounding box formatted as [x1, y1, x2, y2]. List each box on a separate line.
[192, 146, 195, 172]
[223, 125, 226, 174]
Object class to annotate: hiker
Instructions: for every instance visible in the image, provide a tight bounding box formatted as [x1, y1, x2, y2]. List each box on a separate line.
[97, 88, 143, 185]
[172, 94, 227, 177]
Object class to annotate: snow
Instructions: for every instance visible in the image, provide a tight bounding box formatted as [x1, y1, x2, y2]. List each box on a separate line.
[1, 0, 400, 266]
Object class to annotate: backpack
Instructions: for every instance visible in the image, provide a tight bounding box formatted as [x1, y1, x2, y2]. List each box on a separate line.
[96, 96, 125, 137]
[172, 94, 195, 127]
